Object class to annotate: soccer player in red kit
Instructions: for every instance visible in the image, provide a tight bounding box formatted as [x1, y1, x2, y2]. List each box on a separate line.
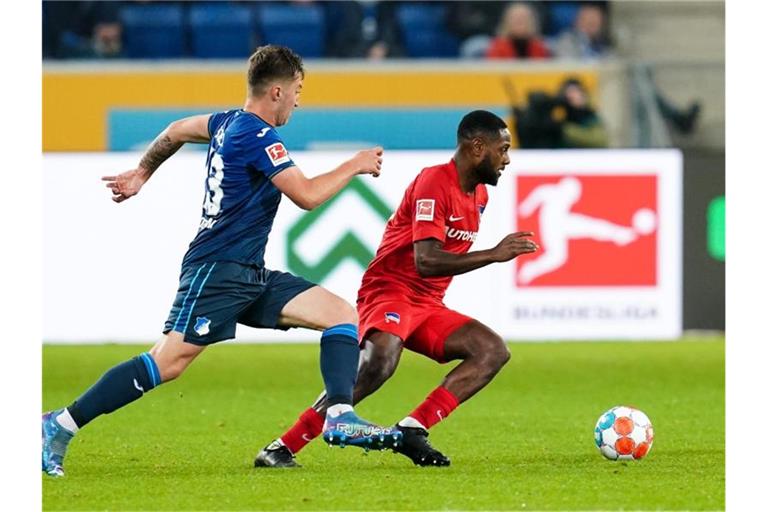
[255, 110, 538, 467]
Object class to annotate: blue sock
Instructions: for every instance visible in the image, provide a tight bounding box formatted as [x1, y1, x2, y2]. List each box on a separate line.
[320, 323, 360, 406]
[67, 352, 161, 428]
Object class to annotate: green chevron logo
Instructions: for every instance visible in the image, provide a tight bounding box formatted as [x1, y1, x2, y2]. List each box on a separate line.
[707, 195, 725, 262]
[286, 178, 393, 283]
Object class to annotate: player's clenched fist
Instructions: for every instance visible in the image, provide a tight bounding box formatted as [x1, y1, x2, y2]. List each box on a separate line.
[491, 231, 539, 262]
[102, 168, 150, 203]
[352, 146, 384, 177]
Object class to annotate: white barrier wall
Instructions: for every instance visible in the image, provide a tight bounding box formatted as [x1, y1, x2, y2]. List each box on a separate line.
[43, 149, 681, 343]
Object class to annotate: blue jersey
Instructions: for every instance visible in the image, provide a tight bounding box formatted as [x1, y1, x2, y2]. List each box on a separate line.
[181, 110, 296, 268]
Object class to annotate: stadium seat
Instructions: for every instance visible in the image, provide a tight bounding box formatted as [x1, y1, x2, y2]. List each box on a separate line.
[120, 3, 186, 58]
[546, 2, 581, 36]
[256, 3, 326, 58]
[189, 3, 255, 59]
[395, 3, 459, 58]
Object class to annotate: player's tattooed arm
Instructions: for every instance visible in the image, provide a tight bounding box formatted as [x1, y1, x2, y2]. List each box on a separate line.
[414, 233, 538, 277]
[102, 114, 211, 203]
[138, 133, 183, 175]
[139, 114, 212, 173]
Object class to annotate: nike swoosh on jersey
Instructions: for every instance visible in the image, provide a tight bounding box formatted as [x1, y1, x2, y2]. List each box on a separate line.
[448, 215, 464, 222]
[133, 378, 145, 393]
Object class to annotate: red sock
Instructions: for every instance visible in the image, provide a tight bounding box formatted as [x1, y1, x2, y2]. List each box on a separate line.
[407, 386, 460, 429]
[280, 408, 324, 455]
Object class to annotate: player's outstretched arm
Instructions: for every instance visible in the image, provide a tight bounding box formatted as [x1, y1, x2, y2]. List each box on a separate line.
[102, 114, 212, 203]
[414, 233, 538, 278]
[271, 147, 383, 210]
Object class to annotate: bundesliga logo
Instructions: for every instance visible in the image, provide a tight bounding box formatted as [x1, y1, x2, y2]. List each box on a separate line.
[415, 199, 435, 221]
[515, 175, 658, 287]
[265, 142, 290, 166]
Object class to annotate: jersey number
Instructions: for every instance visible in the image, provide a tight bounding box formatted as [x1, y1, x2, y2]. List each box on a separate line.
[203, 152, 224, 216]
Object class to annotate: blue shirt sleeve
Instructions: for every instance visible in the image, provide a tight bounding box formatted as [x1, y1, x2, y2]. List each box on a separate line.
[245, 128, 296, 179]
[207, 110, 235, 139]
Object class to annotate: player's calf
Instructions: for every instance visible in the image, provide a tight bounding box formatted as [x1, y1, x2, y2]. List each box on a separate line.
[254, 332, 405, 465]
[352, 334, 403, 403]
[149, 331, 205, 382]
[42, 351, 164, 476]
[442, 322, 510, 402]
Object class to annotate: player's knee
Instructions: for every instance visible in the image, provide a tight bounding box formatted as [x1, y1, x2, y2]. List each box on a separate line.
[158, 360, 186, 382]
[151, 353, 190, 382]
[328, 299, 358, 327]
[478, 334, 510, 372]
[496, 342, 511, 368]
[343, 300, 359, 325]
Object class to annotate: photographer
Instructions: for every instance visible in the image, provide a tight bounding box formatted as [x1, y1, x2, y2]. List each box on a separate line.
[514, 77, 609, 149]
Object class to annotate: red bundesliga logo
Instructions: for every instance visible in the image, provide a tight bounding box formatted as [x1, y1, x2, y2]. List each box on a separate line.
[415, 199, 435, 221]
[515, 174, 658, 287]
[267, 143, 287, 162]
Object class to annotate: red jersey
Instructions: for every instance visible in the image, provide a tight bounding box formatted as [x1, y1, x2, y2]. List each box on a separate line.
[357, 160, 488, 305]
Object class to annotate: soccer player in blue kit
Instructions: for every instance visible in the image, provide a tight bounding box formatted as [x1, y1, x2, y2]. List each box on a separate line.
[42, 45, 401, 477]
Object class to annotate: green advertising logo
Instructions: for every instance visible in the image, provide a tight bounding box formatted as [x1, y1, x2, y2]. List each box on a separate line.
[707, 195, 725, 262]
[287, 178, 393, 283]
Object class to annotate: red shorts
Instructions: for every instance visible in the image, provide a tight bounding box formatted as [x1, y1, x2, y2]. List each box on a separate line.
[357, 296, 473, 363]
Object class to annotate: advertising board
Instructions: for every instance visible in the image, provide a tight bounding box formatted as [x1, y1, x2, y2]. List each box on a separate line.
[43, 150, 681, 342]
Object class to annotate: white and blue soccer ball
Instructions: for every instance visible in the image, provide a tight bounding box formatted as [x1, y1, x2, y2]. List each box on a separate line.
[594, 405, 654, 460]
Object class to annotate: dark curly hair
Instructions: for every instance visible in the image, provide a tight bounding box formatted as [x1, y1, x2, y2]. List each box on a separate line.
[457, 110, 508, 144]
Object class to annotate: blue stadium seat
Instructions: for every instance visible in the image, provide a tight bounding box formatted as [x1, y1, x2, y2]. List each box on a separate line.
[120, 3, 185, 58]
[189, 3, 255, 58]
[546, 2, 581, 36]
[256, 3, 326, 58]
[395, 3, 459, 58]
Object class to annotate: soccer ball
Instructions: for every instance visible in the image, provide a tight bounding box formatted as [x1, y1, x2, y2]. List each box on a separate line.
[594, 405, 654, 460]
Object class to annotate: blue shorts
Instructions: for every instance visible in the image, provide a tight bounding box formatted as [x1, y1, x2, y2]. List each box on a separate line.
[163, 262, 316, 345]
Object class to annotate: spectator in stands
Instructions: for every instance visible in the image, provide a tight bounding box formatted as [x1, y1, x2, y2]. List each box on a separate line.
[549, 3, 700, 134]
[43, 1, 123, 59]
[553, 3, 612, 59]
[445, 1, 506, 58]
[514, 77, 609, 148]
[325, 1, 405, 59]
[91, 20, 122, 58]
[485, 2, 551, 59]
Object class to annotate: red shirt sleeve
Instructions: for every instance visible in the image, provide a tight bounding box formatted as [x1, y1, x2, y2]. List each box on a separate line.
[479, 185, 489, 211]
[411, 171, 448, 243]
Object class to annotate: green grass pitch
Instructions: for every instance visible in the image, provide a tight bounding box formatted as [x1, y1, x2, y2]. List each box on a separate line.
[43, 338, 724, 511]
